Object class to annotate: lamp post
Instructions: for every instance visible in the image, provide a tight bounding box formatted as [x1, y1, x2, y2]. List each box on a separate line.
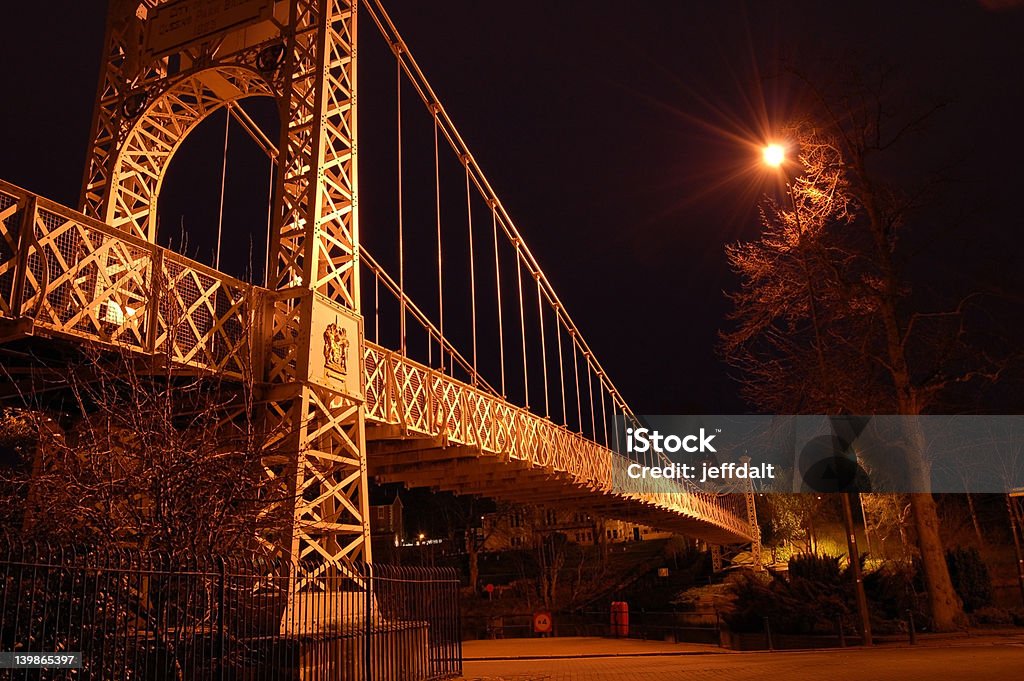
[762, 143, 827, 392]
[761, 143, 873, 646]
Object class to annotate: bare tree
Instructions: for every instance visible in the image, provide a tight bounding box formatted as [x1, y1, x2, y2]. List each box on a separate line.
[720, 63, 1015, 629]
[0, 348, 290, 560]
[428, 493, 514, 594]
[861, 493, 914, 562]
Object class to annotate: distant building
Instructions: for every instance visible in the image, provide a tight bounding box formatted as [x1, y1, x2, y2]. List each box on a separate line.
[369, 495, 404, 544]
[479, 507, 672, 551]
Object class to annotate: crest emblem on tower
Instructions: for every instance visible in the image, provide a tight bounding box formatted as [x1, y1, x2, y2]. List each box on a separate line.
[323, 322, 349, 376]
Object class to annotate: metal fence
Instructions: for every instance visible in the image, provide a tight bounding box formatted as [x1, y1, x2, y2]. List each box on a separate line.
[0, 539, 461, 680]
[464, 609, 721, 645]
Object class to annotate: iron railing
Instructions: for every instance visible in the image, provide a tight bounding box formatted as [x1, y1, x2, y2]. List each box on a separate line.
[0, 178, 754, 543]
[464, 609, 722, 645]
[0, 538, 461, 680]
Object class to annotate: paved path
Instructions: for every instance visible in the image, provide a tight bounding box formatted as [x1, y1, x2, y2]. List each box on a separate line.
[464, 637, 722, 660]
[462, 636, 1024, 680]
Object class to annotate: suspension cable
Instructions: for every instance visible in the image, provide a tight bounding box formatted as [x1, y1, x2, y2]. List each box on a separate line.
[215, 108, 229, 270]
[493, 203, 505, 396]
[516, 243, 528, 407]
[227, 101, 278, 157]
[396, 50, 406, 356]
[363, 0, 638, 424]
[361, 248, 498, 396]
[573, 333, 582, 432]
[600, 375, 608, 447]
[587, 357, 596, 439]
[537, 276, 549, 417]
[556, 308, 566, 425]
[613, 401, 621, 453]
[264, 151, 273, 287]
[466, 159, 477, 381]
[434, 108, 444, 374]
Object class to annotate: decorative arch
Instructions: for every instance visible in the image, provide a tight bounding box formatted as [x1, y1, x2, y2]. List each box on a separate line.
[79, 0, 371, 580]
[107, 66, 278, 242]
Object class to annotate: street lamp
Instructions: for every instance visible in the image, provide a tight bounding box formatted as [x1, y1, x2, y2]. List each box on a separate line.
[761, 143, 802, 230]
[762, 143, 785, 168]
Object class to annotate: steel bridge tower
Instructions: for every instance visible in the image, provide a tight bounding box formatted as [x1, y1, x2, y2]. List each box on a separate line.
[80, 0, 370, 582]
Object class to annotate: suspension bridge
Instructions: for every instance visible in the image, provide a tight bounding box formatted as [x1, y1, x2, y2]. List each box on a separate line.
[0, 0, 756, 590]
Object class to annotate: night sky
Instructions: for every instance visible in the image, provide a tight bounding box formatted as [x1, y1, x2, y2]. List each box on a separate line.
[1, 1, 1022, 414]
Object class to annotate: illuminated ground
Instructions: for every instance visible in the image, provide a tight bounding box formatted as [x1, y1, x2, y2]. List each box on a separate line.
[462, 635, 1024, 680]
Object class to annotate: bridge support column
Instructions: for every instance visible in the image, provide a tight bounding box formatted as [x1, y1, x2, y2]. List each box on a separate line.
[260, 0, 372, 585]
[78, 0, 372, 589]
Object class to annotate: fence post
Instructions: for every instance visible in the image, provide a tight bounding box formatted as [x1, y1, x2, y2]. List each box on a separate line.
[217, 556, 226, 681]
[763, 616, 774, 651]
[454, 568, 464, 677]
[907, 609, 916, 645]
[364, 564, 373, 681]
[837, 614, 846, 647]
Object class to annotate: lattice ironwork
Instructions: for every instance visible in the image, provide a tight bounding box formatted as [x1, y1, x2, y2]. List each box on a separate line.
[363, 343, 755, 542]
[105, 67, 276, 241]
[0, 189, 19, 316]
[0, 178, 754, 545]
[158, 254, 253, 377]
[24, 207, 152, 349]
[75, 0, 371, 584]
[81, 2, 285, 240]
[0, 2, 758, 601]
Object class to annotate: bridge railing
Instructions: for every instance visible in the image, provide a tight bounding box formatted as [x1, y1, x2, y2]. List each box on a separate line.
[364, 342, 615, 484]
[364, 343, 754, 541]
[0, 179, 255, 379]
[0, 179, 753, 542]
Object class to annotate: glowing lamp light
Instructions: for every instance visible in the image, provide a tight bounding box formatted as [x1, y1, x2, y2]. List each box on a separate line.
[103, 300, 137, 324]
[762, 144, 786, 168]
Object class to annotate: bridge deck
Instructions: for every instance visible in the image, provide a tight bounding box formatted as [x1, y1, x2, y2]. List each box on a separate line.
[0, 179, 753, 545]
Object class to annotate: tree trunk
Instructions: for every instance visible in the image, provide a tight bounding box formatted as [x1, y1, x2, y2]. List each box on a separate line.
[966, 492, 985, 548]
[910, 493, 963, 631]
[1007, 494, 1024, 607]
[857, 167, 966, 632]
[859, 494, 873, 557]
[593, 519, 608, 566]
[468, 544, 480, 595]
[807, 513, 816, 555]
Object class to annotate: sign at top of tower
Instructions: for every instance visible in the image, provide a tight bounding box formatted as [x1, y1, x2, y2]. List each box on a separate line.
[144, 0, 274, 60]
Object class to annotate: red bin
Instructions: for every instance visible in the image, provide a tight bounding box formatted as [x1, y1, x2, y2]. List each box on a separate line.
[610, 601, 629, 637]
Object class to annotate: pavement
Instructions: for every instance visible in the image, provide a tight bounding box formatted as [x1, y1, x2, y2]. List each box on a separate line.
[463, 637, 724, 660]
[461, 634, 1024, 680]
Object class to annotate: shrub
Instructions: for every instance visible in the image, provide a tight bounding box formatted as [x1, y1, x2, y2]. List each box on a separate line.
[723, 555, 851, 635]
[788, 552, 843, 583]
[862, 561, 927, 633]
[970, 606, 1012, 626]
[945, 547, 991, 613]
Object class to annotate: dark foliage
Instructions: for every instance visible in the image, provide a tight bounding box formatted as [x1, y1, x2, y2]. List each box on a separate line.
[724, 554, 851, 634]
[787, 552, 843, 583]
[945, 547, 992, 613]
[862, 561, 928, 633]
